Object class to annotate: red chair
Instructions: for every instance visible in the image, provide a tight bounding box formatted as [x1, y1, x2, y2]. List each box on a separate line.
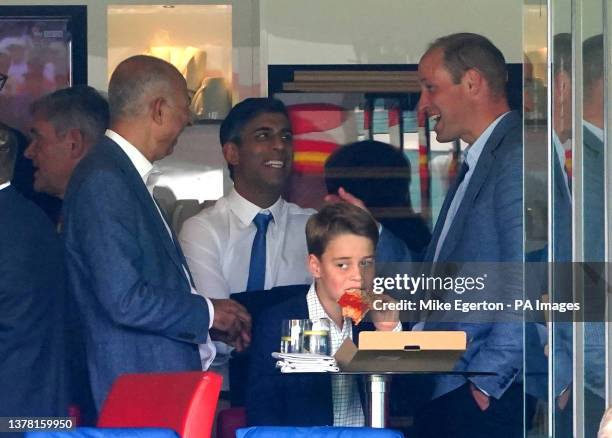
[98, 371, 223, 438]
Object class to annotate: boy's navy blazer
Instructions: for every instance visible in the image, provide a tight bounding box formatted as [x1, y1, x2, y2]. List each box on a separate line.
[246, 285, 374, 426]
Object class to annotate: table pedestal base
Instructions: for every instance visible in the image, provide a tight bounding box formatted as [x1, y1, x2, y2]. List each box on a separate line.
[363, 374, 390, 428]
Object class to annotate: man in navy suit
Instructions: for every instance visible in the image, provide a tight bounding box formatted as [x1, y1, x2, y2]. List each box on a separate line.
[414, 33, 529, 437]
[0, 120, 67, 431]
[63, 55, 251, 411]
[22, 85, 110, 424]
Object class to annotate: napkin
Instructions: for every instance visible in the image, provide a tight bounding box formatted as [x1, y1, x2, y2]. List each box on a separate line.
[272, 352, 339, 373]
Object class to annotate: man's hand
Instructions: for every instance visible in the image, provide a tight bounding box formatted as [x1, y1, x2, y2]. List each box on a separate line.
[209, 298, 252, 352]
[324, 187, 367, 211]
[470, 383, 490, 411]
[369, 293, 400, 331]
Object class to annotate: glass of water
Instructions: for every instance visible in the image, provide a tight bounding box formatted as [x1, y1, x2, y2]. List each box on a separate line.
[280, 319, 311, 353]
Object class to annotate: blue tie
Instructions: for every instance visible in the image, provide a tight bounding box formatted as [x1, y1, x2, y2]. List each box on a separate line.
[246, 212, 272, 291]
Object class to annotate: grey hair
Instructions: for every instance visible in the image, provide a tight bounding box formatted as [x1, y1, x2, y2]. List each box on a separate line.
[108, 55, 183, 122]
[30, 85, 109, 146]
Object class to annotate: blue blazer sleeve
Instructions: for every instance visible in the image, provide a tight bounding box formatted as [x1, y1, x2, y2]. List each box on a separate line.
[64, 167, 210, 344]
[465, 136, 524, 397]
[376, 226, 412, 263]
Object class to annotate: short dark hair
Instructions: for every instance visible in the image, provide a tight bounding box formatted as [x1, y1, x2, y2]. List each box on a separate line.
[0, 127, 17, 183]
[219, 97, 288, 145]
[219, 97, 289, 178]
[30, 85, 109, 146]
[553, 33, 572, 75]
[427, 32, 508, 97]
[583, 34, 603, 93]
[306, 202, 379, 258]
[324, 140, 411, 208]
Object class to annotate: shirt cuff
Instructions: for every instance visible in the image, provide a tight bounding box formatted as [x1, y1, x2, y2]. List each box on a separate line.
[470, 381, 490, 397]
[204, 296, 214, 329]
[198, 336, 216, 370]
[411, 321, 425, 331]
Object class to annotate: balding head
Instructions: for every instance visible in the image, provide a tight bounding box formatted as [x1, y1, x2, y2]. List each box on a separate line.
[109, 55, 185, 123]
[107, 55, 192, 162]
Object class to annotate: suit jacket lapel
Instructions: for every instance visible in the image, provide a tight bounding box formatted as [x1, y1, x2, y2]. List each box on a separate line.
[102, 138, 190, 285]
[153, 197, 196, 287]
[434, 111, 521, 262]
[437, 150, 494, 261]
[424, 174, 462, 262]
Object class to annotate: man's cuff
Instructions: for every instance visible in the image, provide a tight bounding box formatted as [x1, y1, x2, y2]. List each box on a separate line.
[204, 296, 214, 329]
[470, 380, 490, 397]
[198, 335, 216, 370]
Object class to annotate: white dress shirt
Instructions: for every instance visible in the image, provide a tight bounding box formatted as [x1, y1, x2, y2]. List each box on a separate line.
[553, 131, 571, 199]
[306, 284, 365, 427]
[305, 284, 402, 426]
[180, 188, 315, 298]
[0, 181, 10, 191]
[105, 129, 216, 370]
[433, 112, 510, 262]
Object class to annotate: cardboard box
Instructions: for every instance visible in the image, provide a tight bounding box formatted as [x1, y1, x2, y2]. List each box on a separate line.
[334, 331, 466, 372]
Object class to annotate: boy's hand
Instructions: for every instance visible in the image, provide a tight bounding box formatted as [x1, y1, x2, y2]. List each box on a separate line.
[369, 293, 400, 331]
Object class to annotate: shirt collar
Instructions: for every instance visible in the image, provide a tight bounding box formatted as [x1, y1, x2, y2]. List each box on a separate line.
[0, 181, 10, 191]
[552, 131, 567, 168]
[464, 112, 510, 169]
[583, 120, 604, 142]
[306, 283, 350, 332]
[227, 187, 284, 226]
[106, 129, 153, 183]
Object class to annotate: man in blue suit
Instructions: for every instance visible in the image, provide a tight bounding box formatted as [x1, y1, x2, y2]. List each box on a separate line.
[0, 121, 67, 432]
[582, 36, 605, 431]
[63, 55, 251, 411]
[414, 33, 529, 437]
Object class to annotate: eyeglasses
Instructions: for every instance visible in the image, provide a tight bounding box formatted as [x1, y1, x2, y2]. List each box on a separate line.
[0, 73, 7, 92]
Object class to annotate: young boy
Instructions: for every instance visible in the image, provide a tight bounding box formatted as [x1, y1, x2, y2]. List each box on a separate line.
[246, 202, 400, 426]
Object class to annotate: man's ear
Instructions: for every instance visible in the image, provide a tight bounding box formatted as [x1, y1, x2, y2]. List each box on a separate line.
[222, 141, 240, 166]
[66, 129, 87, 159]
[151, 97, 165, 125]
[463, 68, 484, 95]
[307, 254, 322, 279]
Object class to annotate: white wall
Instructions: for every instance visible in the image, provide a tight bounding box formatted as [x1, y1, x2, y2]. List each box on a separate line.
[261, 0, 523, 64]
[0, 0, 259, 98]
[259, 0, 524, 93]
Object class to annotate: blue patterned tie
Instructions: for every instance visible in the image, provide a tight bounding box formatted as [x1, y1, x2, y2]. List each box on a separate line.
[246, 212, 272, 291]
